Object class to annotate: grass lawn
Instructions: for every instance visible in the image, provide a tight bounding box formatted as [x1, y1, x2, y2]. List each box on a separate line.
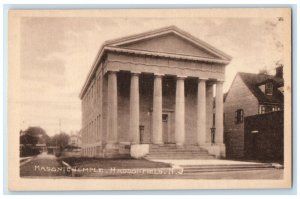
[60, 157, 171, 169]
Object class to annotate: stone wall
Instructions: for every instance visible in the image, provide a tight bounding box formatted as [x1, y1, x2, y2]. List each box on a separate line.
[244, 111, 283, 162]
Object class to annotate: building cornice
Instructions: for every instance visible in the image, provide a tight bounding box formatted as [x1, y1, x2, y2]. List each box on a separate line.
[79, 46, 229, 99]
[105, 46, 230, 64]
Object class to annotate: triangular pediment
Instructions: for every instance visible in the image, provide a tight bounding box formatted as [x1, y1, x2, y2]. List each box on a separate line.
[106, 26, 231, 61]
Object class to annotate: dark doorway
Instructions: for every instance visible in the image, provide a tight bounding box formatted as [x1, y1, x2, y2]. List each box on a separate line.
[162, 112, 175, 143]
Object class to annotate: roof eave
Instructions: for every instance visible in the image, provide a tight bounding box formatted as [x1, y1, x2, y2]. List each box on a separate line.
[106, 26, 232, 61]
[79, 45, 106, 99]
[105, 46, 231, 64]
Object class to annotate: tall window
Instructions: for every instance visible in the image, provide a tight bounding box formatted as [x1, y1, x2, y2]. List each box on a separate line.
[235, 109, 244, 124]
[265, 82, 273, 95]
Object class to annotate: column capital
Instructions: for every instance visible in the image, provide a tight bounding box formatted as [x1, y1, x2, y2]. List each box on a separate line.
[107, 69, 119, 74]
[131, 71, 141, 76]
[216, 79, 225, 84]
[198, 77, 208, 82]
[176, 75, 187, 80]
[153, 73, 164, 77]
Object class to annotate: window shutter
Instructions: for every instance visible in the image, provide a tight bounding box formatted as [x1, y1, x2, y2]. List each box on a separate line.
[234, 111, 238, 123]
[241, 109, 244, 122]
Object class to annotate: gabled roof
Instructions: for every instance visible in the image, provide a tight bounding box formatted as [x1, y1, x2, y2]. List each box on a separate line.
[238, 72, 284, 104]
[223, 92, 228, 102]
[79, 26, 232, 99]
[104, 26, 232, 61]
[257, 78, 284, 87]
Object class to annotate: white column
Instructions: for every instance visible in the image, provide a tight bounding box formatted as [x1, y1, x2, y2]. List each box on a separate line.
[175, 76, 186, 146]
[102, 74, 107, 144]
[197, 78, 206, 145]
[215, 81, 224, 144]
[206, 83, 214, 143]
[87, 124, 89, 144]
[107, 71, 118, 144]
[130, 72, 140, 144]
[152, 74, 163, 144]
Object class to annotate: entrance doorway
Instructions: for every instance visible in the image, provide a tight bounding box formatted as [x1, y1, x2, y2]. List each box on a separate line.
[162, 111, 175, 143]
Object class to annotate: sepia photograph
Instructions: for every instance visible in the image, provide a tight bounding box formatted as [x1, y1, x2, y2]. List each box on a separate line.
[8, 8, 292, 191]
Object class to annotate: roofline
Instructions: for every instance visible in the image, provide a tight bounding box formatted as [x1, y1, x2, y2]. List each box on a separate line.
[256, 78, 282, 86]
[104, 26, 177, 45]
[224, 73, 239, 103]
[106, 25, 232, 61]
[236, 72, 262, 104]
[106, 46, 230, 64]
[79, 44, 105, 99]
[79, 26, 232, 99]
[237, 72, 283, 104]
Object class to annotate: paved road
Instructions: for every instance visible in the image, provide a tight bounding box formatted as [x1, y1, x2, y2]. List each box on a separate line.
[20, 152, 67, 177]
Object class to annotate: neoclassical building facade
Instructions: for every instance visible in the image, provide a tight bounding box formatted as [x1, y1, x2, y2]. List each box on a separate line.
[79, 26, 231, 158]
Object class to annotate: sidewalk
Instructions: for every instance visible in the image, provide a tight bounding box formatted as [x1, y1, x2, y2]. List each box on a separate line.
[148, 159, 275, 166]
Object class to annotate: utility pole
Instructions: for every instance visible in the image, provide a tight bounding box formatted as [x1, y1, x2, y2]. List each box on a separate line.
[59, 119, 61, 133]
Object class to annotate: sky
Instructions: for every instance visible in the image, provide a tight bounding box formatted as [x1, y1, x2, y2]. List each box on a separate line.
[19, 16, 284, 136]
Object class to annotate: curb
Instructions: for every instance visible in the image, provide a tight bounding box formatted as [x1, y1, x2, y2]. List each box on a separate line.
[20, 157, 33, 166]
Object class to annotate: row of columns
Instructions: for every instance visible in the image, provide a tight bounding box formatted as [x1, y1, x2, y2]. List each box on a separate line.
[106, 70, 224, 146]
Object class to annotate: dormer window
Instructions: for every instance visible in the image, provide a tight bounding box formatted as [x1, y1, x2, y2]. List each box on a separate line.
[265, 82, 273, 95]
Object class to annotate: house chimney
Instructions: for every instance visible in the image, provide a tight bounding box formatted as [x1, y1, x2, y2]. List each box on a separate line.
[258, 69, 268, 75]
[275, 65, 283, 78]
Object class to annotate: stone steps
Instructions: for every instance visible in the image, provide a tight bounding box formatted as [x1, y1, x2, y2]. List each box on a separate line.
[181, 163, 273, 168]
[181, 163, 276, 173]
[183, 167, 275, 173]
[148, 152, 210, 155]
[145, 155, 215, 160]
[150, 148, 207, 152]
[150, 145, 198, 147]
[145, 144, 215, 160]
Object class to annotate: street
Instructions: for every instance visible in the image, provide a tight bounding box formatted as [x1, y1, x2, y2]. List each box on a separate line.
[20, 152, 66, 177]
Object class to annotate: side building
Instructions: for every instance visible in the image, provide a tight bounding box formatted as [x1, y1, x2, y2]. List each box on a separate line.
[68, 131, 82, 148]
[224, 66, 284, 159]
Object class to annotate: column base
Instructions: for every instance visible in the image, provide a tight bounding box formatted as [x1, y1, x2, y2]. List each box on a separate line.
[105, 142, 119, 149]
[175, 143, 185, 148]
[200, 143, 226, 158]
[130, 144, 150, 159]
[152, 142, 164, 145]
[103, 143, 131, 158]
[197, 142, 206, 147]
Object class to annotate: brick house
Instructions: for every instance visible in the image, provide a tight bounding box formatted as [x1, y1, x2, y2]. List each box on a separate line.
[224, 66, 284, 158]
